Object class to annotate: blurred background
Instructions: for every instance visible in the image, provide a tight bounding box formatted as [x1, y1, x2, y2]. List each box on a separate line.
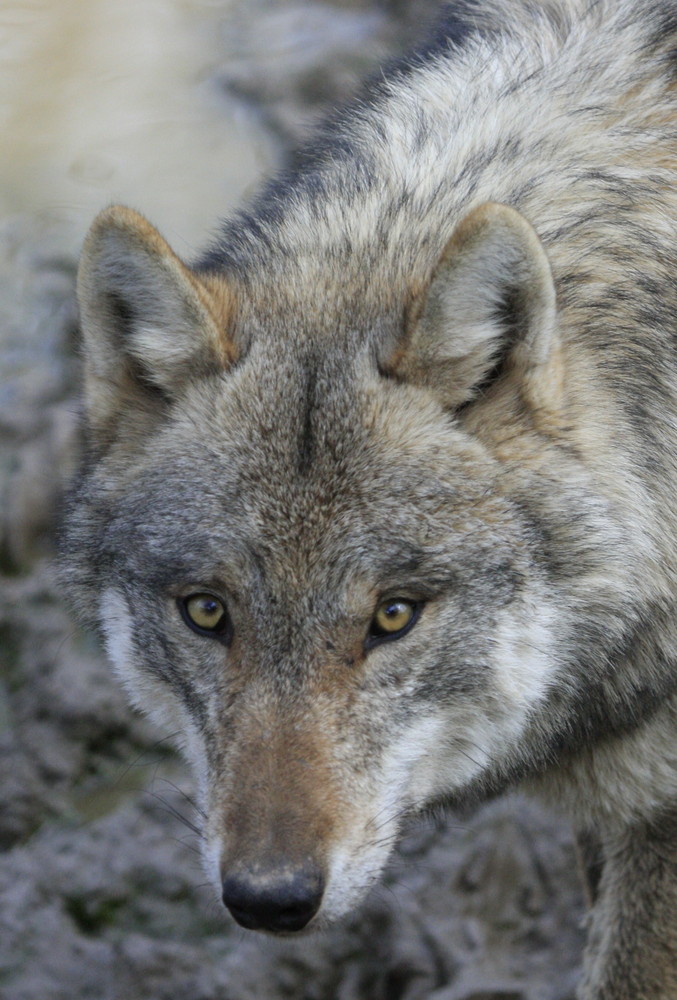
[0, 3, 585, 998]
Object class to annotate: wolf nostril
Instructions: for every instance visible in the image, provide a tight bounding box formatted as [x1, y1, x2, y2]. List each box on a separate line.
[221, 863, 325, 932]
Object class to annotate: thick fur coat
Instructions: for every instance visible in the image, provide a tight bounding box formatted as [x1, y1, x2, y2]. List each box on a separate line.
[62, 2, 677, 995]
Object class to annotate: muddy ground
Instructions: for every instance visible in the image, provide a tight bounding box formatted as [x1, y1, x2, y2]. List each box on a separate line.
[0, 2, 586, 997]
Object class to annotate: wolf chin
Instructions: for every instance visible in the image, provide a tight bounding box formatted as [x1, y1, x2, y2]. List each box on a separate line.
[61, 1, 677, 996]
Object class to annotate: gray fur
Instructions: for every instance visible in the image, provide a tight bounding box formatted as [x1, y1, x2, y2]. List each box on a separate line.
[62, 1, 677, 995]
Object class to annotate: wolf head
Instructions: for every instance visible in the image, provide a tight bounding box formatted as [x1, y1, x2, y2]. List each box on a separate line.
[62, 200, 616, 933]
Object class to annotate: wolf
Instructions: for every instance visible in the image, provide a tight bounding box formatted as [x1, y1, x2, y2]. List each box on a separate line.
[60, 0, 677, 996]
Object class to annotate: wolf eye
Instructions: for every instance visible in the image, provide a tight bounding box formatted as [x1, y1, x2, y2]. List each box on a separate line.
[366, 598, 420, 648]
[179, 593, 231, 642]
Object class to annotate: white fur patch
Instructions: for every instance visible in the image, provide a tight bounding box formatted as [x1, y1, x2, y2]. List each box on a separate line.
[321, 712, 467, 922]
[98, 586, 185, 734]
[99, 587, 136, 682]
[492, 601, 558, 721]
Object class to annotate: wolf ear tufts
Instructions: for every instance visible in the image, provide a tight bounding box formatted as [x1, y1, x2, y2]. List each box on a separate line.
[77, 205, 237, 441]
[387, 202, 562, 424]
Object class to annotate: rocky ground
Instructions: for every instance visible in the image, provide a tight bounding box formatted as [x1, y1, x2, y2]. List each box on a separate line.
[0, 2, 586, 998]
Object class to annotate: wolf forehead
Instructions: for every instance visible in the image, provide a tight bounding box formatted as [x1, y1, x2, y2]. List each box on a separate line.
[93, 348, 526, 595]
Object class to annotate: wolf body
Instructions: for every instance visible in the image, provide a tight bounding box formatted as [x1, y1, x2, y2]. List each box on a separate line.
[62, 1, 677, 996]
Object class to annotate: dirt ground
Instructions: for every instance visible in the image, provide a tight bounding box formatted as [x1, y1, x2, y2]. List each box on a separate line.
[0, 2, 586, 997]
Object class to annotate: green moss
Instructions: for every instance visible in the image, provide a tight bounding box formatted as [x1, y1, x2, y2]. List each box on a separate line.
[64, 894, 126, 936]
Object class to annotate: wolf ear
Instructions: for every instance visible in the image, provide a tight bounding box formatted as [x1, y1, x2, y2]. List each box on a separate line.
[77, 205, 236, 441]
[389, 202, 561, 421]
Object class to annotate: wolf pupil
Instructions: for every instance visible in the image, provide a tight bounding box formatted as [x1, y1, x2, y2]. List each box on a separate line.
[383, 602, 409, 625]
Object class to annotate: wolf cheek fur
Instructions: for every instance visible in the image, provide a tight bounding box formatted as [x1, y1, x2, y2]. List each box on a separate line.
[61, 1, 677, 996]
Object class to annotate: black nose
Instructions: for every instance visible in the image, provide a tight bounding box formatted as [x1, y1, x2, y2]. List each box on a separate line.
[222, 863, 324, 932]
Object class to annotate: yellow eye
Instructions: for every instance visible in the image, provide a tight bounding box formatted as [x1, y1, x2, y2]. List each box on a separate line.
[367, 598, 420, 647]
[180, 593, 230, 639]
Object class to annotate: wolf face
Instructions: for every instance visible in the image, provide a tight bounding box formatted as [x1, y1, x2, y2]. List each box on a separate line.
[63, 181, 653, 938]
[63, 199, 586, 931]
